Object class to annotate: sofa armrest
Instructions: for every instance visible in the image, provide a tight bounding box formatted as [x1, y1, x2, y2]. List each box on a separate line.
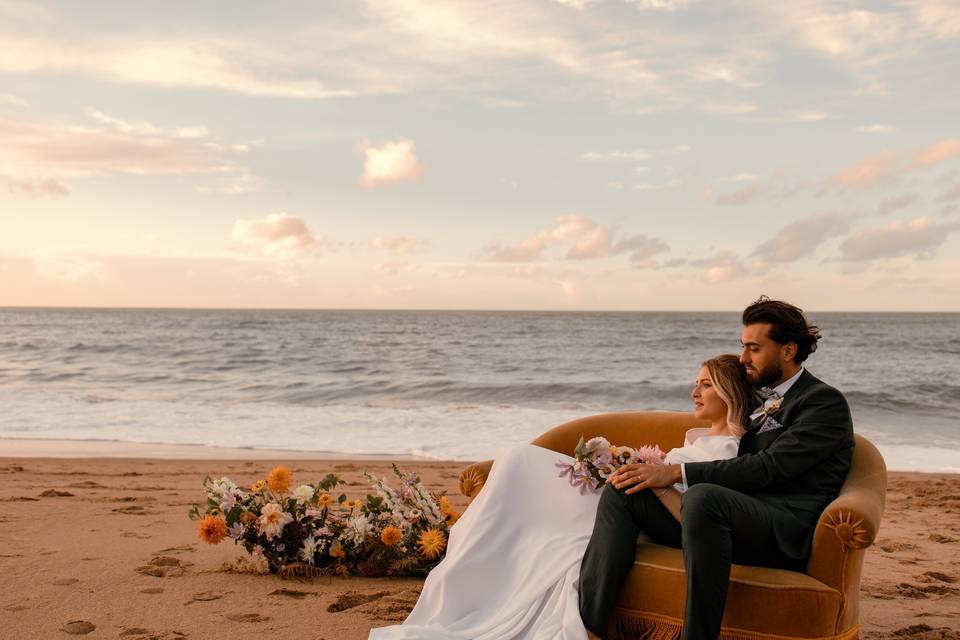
[806, 472, 885, 591]
[459, 459, 494, 498]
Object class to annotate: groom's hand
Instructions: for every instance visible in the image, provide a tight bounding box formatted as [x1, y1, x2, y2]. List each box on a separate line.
[610, 463, 682, 495]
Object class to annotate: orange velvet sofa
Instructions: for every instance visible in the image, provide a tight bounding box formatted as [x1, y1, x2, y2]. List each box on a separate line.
[458, 411, 887, 640]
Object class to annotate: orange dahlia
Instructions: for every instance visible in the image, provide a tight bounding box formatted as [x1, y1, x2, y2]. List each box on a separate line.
[329, 540, 346, 558]
[417, 528, 447, 559]
[438, 495, 453, 514]
[380, 526, 403, 546]
[267, 466, 292, 493]
[197, 514, 229, 544]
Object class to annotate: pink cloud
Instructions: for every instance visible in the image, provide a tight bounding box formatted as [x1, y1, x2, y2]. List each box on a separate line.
[876, 194, 916, 216]
[7, 177, 69, 198]
[715, 185, 758, 206]
[359, 139, 424, 187]
[231, 212, 320, 258]
[370, 236, 429, 254]
[830, 150, 897, 189]
[487, 214, 668, 264]
[837, 218, 960, 261]
[910, 138, 960, 170]
[0, 113, 246, 177]
[752, 211, 849, 263]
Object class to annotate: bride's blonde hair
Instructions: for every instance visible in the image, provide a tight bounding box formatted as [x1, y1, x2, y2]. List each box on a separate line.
[702, 354, 755, 437]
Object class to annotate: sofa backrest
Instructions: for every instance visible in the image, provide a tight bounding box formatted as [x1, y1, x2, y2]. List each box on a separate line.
[531, 410, 709, 455]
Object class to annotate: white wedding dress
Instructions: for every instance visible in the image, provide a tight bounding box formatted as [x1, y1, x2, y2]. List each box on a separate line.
[369, 429, 739, 640]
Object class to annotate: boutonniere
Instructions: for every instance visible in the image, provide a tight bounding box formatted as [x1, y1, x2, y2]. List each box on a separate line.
[761, 397, 783, 417]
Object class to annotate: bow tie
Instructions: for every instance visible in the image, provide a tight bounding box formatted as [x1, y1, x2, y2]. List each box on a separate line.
[758, 387, 782, 401]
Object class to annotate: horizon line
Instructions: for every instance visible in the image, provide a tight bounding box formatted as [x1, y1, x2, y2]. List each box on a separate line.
[1, 304, 958, 314]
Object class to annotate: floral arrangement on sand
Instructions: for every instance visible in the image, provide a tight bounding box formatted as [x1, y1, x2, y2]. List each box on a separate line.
[189, 464, 460, 577]
[556, 436, 665, 494]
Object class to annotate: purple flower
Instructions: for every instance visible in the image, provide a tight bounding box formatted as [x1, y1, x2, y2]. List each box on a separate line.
[228, 523, 245, 539]
[556, 460, 575, 480]
[220, 493, 237, 511]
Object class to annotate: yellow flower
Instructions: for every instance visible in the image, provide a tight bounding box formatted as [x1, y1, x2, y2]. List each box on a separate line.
[317, 493, 334, 508]
[329, 540, 346, 558]
[417, 528, 447, 559]
[197, 515, 228, 544]
[267, 466, 292, 494]
[251, 479, 267, 493]
[438, 495, 453, 514]
[345, 499, 362, 510]
[380, 526, 403, 546]
[445, 510, 461, 526]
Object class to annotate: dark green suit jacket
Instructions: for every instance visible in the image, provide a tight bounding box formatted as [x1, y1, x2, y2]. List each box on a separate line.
[683, 369, 854, 559]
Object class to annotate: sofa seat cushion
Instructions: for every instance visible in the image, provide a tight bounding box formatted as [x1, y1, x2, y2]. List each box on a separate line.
[613, 544, 843, 638]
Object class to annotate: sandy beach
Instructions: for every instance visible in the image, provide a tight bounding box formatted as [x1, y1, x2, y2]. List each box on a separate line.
[0, 449, 958, 640]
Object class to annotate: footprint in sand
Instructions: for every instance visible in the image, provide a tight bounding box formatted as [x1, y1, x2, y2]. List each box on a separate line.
[119, 628, 188, 639]
[225, 613, 270, 623]
[39, 489, 74, 497]
[122, 531, 152, 539]
[135, 556, 192, 578]
[917, 571, 957, 584]
[69, 481, 107, 489]
[184, 591, 228, 605]
[62, 620, 96, 635]
[140, 587, 164, 594]
[359, 589, 422, 623]
[929, 533, 958, 544]
[268, 588, 319, 600]
[327, 590, 392, 613]
[113, 505, 156, 515]
[53, 578, 79, 586]
[156, 545, 196, 555]
[879, 540, 921, 553]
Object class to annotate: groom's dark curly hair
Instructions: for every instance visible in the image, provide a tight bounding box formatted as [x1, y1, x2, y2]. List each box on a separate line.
[742, 295, 821, 364]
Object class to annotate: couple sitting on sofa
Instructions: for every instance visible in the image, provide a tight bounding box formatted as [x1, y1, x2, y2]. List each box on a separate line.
[370, 296, 856, 640]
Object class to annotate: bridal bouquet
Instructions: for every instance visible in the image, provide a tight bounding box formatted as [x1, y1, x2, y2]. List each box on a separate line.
[189, 464, 460, 577]
[556, 436, 665, 494]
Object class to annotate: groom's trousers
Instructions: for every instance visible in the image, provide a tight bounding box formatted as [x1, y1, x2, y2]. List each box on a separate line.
[579, 483, 802, 640]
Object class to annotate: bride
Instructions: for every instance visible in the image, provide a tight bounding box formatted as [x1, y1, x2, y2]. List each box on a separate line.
[369, 354, 754, 640]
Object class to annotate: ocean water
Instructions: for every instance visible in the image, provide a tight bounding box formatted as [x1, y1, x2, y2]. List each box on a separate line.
[0, 308, 957, 471]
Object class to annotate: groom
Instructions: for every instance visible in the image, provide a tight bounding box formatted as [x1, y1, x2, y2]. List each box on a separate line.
[579, 296, 854, 640]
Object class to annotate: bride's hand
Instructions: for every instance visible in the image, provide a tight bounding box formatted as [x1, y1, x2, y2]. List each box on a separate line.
[610, 463, 681, 495]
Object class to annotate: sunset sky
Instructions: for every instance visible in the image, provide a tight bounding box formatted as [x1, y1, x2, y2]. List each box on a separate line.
[1, 0, 959, 310]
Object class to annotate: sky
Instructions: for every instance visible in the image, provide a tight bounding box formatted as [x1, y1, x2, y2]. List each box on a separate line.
[1, 0, 959, 311]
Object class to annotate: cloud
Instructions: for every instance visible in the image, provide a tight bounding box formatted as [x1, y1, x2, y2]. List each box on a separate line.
[689, 251, 748, 283]
[938, 182, 960, 203]
[195, 172, 263, 195]
[875, 194, 917, 216]
[231, 213, 321, 259]
[634, 179, 681, 191]
[910, 138, 960, 170]
[829, 150, 898, 189]
[370, 236, 429, 254]
[701, 102, 758, 115]
[828, 139, 960, 192]
[715, 173, 758, 183]
[906, 0, 960, 39]
[487, 214, 668, 264]
[6, 177, 69, 198]
[752, 211, 850, 263]
[0, 93, 28, 107]
[0, 112, 248, 178]
[837, 218, 960, 262]
[788, 109, 828, 122]
[714, 185, 758, 206]
[579, 148, 649, 162]
[856, 123, 896, 134]
[359, 139, 424, 187]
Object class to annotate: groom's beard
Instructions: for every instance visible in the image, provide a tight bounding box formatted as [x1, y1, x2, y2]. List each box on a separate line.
[749, 361, 783, 388]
